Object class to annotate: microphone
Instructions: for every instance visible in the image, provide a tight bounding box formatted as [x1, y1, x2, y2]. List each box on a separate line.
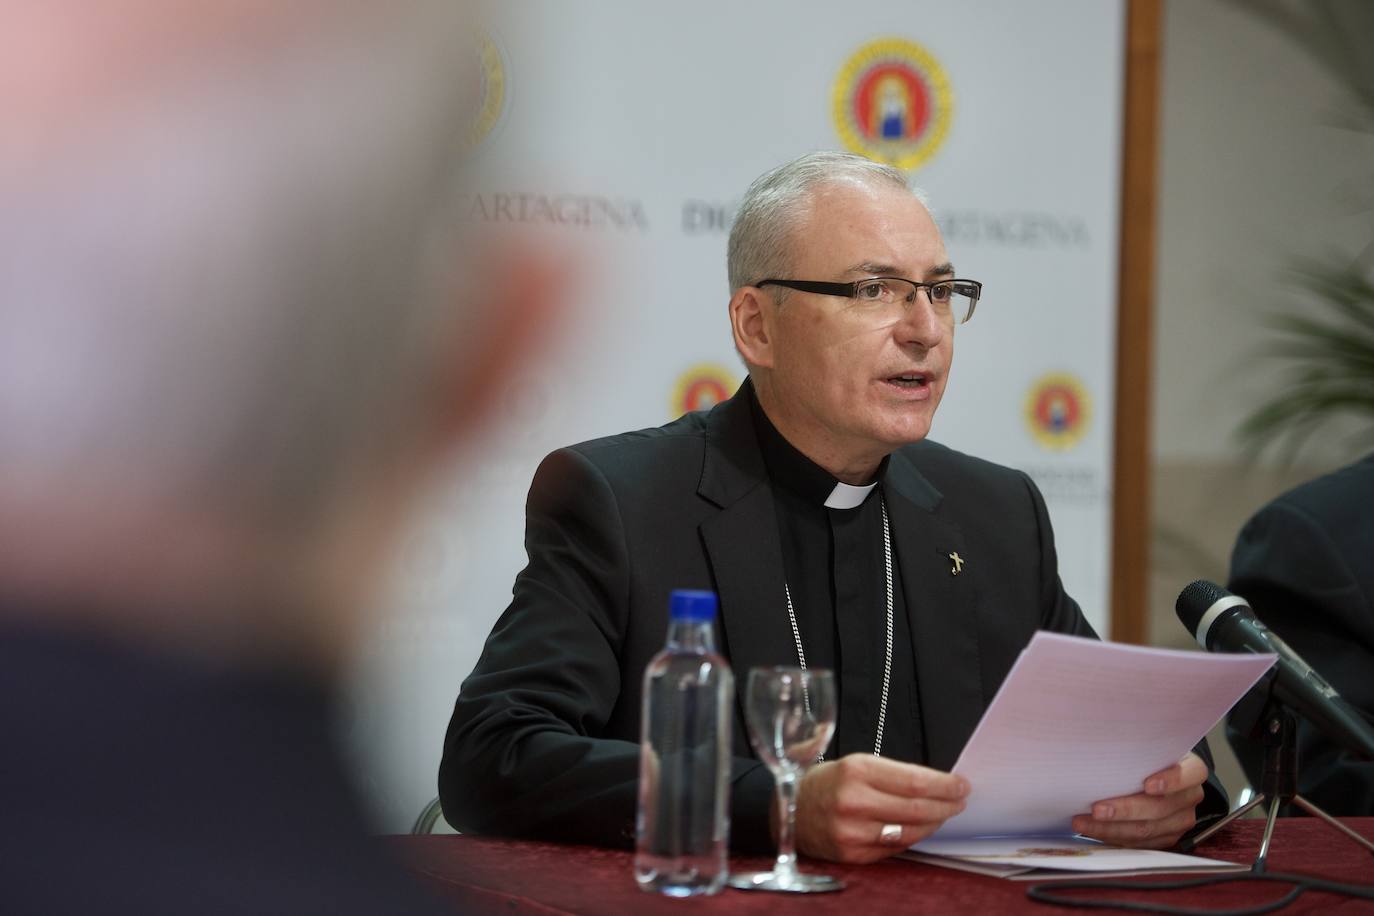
[1176, 580, 1374, 761]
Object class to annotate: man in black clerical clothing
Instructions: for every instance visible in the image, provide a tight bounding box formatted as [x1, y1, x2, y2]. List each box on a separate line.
[441, 151, 1225, 863]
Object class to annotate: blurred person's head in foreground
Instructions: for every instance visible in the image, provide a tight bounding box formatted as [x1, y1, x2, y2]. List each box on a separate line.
[0, 3, 561, 912]
[0, 0, 558, 676]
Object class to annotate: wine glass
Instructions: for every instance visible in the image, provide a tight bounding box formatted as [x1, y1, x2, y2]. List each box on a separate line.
[727, 667, 844, 893]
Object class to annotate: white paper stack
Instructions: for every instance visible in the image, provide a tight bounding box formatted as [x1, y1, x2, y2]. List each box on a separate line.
[910, 631, 1274, 877]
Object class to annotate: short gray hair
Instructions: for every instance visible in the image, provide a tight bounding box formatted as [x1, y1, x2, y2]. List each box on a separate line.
[726, 151, 926, 294]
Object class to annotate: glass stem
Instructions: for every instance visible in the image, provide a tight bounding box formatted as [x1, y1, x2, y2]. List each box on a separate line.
[773, 772, 800, 885]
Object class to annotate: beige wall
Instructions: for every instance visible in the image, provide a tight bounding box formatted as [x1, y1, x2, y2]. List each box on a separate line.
[1155, 0, 1372, 469]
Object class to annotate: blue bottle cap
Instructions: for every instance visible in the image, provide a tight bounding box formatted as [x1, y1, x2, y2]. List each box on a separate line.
[669, 589, 718, 621]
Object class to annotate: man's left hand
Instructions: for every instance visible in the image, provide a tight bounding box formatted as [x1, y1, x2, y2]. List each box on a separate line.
[1071, 752, 1208, 849]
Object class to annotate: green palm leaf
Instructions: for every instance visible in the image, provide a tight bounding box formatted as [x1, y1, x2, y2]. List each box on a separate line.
[1235, 261, 1374, 463]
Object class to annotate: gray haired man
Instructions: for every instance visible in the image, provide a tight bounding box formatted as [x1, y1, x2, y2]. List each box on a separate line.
[443, 151, 1225, 863]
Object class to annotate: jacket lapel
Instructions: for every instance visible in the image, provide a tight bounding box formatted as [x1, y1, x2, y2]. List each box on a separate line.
[696, 383, 796, 735]
[884, 449, 985, 771]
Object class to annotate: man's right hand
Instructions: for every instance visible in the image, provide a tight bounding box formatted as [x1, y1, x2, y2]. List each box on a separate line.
[792, 754, 969, 863]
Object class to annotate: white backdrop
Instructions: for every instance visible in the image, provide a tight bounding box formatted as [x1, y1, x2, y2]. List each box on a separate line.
[346, 0, 1127, 831]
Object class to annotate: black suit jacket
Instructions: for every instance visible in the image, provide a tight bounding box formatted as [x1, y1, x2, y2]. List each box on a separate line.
[1226, 453, 1374, 815]
[441, 384, 1222, 850]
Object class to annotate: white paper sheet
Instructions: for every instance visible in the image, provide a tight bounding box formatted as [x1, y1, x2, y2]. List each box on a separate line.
[906, 835, 1246, 880]
[928, 631, 1275, 839]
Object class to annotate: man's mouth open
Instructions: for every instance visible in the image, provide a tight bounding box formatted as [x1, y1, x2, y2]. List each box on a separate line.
[885, 372, 930, 390]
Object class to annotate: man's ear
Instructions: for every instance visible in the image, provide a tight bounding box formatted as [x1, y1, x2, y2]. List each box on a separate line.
[425, 243, 569, 453]
[729, 286, 774, 370]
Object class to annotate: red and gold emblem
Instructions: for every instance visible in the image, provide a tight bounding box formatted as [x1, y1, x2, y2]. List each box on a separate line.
[1025, 373, 1091, 451]
[832, 38, 953, 171]
[671, 364, 738, 418]
[469, 32, 505, 147]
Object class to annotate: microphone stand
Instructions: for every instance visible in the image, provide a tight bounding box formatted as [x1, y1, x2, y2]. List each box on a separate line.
[1180, 700, 1374, 872]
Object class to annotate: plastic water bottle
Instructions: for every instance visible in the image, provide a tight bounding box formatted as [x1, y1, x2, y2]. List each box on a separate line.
[634, 590, 734, 896]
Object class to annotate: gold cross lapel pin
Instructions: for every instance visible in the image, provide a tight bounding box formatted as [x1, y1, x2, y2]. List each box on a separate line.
[948, 551, 965, 576]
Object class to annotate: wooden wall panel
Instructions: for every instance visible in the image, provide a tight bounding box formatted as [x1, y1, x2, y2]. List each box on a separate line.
[1112, 0, 1162, 644]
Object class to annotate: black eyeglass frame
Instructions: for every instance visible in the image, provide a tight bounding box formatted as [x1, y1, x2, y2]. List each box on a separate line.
[754, 276, 983, 323]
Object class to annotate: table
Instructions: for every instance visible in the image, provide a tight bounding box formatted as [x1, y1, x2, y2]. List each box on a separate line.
[388, 818, 1374, 914]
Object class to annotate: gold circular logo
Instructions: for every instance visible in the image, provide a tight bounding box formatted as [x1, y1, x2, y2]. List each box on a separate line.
[1025, 373, 1092, 451]
[832, 38, 953, 171]
[470, 33, 506, 147]
[671, 364, 739, 418]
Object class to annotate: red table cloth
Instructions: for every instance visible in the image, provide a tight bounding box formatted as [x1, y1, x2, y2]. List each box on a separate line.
[388, 818, 1374, 915]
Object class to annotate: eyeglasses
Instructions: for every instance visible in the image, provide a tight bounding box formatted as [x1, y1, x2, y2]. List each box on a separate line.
[755, 276, 983, 324]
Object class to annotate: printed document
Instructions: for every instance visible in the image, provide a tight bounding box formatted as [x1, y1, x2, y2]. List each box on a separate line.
[910, 631, 1273, 874]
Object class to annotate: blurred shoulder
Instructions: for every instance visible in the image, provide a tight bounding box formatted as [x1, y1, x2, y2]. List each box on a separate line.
[1267, 453, 1374, 522]
[536, 410, 712, 487]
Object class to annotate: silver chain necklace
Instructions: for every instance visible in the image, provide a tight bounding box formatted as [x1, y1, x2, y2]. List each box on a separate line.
[783, 494, 894, 758]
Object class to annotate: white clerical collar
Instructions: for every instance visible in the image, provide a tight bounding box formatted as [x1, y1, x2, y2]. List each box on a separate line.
[824, 480, 877, 510]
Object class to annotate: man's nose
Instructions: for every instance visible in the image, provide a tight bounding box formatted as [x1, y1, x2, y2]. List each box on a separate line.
[895, 287, 946, 347]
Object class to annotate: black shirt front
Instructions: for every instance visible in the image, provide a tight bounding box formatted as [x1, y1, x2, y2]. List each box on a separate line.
[747, 387, 926, 764]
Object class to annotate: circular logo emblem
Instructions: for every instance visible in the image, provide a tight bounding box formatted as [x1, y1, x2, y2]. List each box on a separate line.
[1025, 373, 1091, 451]
[470, 32, 506, 147]
[832, 38, 953, 171]
[671, 364, 738, 417]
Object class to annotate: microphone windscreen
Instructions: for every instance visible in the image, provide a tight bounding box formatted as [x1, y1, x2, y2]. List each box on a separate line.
[1175, 579, 1229, 634]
